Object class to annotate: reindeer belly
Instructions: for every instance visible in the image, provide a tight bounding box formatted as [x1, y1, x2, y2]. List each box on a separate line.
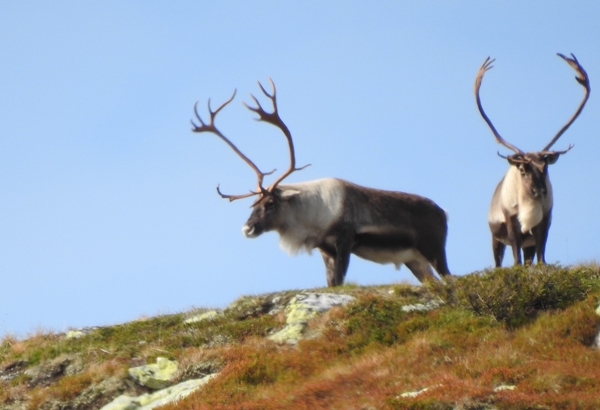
[496, 231, 536, 248]
[351, 229, 425, 269]
[352, 246, 427, 269]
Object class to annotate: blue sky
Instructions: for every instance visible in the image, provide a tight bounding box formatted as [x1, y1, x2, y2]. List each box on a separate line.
[1, 2, 599, 337]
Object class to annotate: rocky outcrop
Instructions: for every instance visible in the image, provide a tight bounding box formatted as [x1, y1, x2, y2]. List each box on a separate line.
[268, 293, 355, 344]
[128, 357, 179, 390]
[100, 374, 217, 410]
[100, 357, 219, 409]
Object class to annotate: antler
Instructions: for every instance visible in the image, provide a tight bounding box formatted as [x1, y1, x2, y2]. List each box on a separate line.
[541, 53, 590, 152]
[191, 90, 274, 201]
[243, 78, 310, 192]
[191, 79, 309, 202]
[475, 57, 524, 155]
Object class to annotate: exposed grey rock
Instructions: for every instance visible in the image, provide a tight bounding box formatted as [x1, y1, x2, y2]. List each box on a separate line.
[401, 299, 444, 312]
[293, 293, 355, 312]
[25, 356, 73, 388]
[0, 360, 28, 381]
[100, 374, 217, 410]
[268, 293, 355, 344]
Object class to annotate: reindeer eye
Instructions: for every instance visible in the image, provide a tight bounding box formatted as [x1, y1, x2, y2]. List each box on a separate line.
[264, 200, 275, 211]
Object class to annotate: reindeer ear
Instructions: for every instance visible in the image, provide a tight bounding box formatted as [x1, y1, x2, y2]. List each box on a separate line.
[545, 153, 560, 165]
[279, 189, 301, 200]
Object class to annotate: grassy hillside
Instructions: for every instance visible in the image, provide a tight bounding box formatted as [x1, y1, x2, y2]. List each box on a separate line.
[2, 264, 600, 409]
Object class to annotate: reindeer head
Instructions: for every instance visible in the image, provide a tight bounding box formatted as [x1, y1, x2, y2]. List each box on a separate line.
[505, 152, 560, 199]
[242, 187, 302, 238]
[475, 53, 590, 200]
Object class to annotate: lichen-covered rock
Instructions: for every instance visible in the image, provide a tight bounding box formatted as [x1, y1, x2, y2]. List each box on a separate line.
[268, 293, 355, 344]
[128, 357, 178, 390]
[65, 326, 98, 339]
[100, 374, 217, 410]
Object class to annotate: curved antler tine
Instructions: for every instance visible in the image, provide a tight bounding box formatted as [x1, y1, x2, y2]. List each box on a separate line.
[257, 78, 276, 99]
[191, 90, 237, 133]
[480, 56, 495, 72]
[497, 152, 531, 164]
[216, 184, 258, 202]
[191, 101, 207, 129]
[295, 163, 311, 171]
[243, 94, 265, 117]
[556, 143, 575, 155]
[541, 143, 574, 156]
[557, 53, 589, 87]
[475, 56, 524, 155]
[543, 53, 590, 152]
[212, 90, 237, 116]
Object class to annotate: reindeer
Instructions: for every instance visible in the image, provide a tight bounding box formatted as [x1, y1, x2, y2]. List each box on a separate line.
[475, 53, 590, 267]
[191, 79, 451, 286]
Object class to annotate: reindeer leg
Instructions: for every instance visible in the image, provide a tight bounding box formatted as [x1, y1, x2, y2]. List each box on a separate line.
[523, 246, 535, 265]
[426, 238, 451, 277]
[331, 235, 353, 286]
[319, 249, 337, 287]
[532, 212, 552, 264]
[319, 239, 352, 287]
[505, 215, 522, 265]
[406, 261, 436, 283]
[492, 237, 506, 267]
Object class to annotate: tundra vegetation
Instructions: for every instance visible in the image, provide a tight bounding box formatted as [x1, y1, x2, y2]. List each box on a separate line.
[1, 263, 600, 409]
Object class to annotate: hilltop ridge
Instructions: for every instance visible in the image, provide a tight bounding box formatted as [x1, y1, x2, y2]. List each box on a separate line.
[2, 264, 600, 409]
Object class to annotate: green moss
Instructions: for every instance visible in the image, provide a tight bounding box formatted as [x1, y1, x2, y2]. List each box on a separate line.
[344, 296, 411, 349]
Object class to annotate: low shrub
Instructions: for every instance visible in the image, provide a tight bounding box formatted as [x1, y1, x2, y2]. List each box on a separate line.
[428, 264, 600, 327]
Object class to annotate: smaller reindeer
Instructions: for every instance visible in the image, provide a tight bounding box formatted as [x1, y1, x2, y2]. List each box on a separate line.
[192, 79, 451, 286]
[475, 53, 590, 267]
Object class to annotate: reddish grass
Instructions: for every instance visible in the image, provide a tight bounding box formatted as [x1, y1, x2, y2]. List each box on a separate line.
[159, 296, 600, 410]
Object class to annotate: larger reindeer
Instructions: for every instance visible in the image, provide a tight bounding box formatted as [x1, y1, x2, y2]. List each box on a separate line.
[475, 53, 590, 267]
[192, 79, 451, 286]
